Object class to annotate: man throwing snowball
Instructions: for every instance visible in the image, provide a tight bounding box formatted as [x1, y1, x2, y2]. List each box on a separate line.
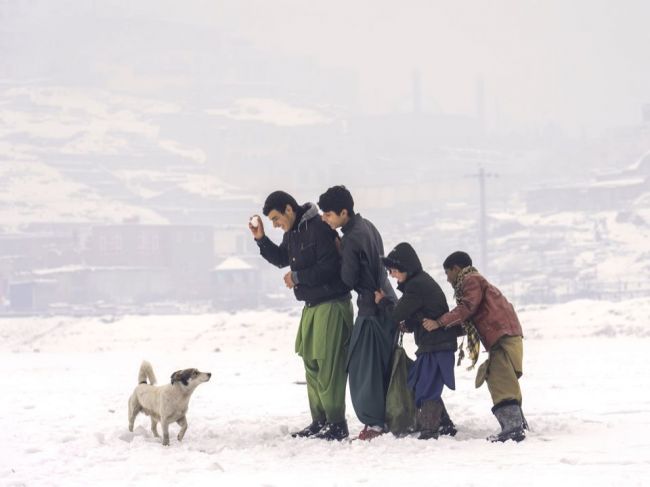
[249, 191, 353, 441]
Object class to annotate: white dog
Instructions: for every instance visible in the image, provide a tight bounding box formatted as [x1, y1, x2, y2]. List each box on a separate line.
[128, 361, 211, 446]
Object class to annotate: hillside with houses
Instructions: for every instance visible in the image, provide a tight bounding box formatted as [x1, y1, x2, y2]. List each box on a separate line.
[1, 83, 647, 314]
[1, 6, 649, 314]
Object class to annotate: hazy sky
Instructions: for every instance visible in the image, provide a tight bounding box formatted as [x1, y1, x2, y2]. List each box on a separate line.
[5, 0, 650, 134]
[128, 0, 650, 134]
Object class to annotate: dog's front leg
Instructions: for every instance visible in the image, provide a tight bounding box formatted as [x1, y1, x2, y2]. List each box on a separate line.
[161, 420, 170, 446]
[150, 418, 159, 438]
[177, 416, 188, 441]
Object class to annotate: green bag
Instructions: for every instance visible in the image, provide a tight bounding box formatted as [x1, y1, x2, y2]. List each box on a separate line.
[385, 333, 416, 436]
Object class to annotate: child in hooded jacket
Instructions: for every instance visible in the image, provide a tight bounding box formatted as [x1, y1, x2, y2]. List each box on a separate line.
[375, 242, 459, 439]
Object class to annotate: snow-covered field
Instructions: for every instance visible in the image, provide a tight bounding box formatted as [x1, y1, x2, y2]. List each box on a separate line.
[2, 299, 650, 486]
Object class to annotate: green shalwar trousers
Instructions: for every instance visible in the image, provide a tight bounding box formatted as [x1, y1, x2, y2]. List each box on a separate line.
[295, 298, 353, 423]
[347, 311, 396, 427]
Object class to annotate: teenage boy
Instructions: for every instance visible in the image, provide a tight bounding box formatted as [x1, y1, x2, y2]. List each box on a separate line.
[249, 191, 353, 441]
[318, 185, 397, 441]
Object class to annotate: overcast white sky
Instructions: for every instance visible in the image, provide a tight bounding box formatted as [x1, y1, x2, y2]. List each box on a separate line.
[139, 0, 650, 134]
[4, 0, 650, 134]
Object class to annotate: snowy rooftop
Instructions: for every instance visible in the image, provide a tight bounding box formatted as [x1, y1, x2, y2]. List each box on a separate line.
[214, 256, 253, 271]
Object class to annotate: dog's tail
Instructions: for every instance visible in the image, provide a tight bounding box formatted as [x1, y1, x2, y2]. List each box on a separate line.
[138, 360, 157, 385]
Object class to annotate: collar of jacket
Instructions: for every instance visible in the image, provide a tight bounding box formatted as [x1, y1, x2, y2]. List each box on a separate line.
[291, 202, 318, 231]
[396, 269, 422, 292]
[341, 212, 360, 234]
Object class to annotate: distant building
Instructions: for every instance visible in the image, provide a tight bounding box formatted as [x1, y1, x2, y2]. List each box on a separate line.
[8, 280, 58, 312]
[211, 256, 259, 310]
[525, 152, 650, 213]
[8, 266, 174, 311]
[85, 224, 215, 299]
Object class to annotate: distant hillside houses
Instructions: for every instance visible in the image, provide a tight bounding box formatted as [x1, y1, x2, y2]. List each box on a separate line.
[0, 222, 279, 314]
[525, 151, 650, 213]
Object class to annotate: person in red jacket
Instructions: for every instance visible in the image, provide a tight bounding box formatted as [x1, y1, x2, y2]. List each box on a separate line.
[423, 251, 527, 442]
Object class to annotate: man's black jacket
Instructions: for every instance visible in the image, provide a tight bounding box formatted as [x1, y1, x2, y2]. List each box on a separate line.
[256, 203, 351, 306]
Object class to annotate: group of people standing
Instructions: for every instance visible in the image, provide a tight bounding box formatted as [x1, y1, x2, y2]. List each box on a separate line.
[248, 185, 527, 443]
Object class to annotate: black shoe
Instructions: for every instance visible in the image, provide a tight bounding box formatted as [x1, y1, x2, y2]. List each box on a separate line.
[291, 419, 326, 438]
[313, 421, 349, 441]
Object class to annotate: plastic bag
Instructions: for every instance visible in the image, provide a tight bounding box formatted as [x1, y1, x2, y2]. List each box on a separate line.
[385, 334, 416, 436]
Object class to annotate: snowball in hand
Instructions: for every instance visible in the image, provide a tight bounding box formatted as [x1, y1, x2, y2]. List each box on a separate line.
[249, 216, 260, 228]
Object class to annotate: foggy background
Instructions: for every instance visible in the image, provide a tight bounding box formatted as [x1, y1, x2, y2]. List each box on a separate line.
[1, 0, 649, 315]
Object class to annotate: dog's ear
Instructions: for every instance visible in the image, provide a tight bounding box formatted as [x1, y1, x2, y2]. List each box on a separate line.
[171, 369, 192, 386]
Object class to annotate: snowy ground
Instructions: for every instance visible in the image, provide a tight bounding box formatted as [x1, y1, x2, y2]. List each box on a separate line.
[2, 299, 650, 486]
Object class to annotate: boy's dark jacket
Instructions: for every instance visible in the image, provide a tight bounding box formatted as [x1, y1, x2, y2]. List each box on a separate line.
[340, 213, 397, 316]
[256, 203, 351, 306]
[383, 242, 458, 355]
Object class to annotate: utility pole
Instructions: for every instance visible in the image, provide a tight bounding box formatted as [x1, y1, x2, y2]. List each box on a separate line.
[467, 165, 498, 274]
[479, 166, 487, 273]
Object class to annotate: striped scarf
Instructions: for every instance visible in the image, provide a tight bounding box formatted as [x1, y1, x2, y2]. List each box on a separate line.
[454, 265, 482, 370]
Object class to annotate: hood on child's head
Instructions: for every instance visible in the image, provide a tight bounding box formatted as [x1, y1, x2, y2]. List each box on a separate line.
[382, 242, 423, 276]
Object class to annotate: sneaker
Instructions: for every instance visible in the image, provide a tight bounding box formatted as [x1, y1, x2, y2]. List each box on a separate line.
[291, 419, 326, 438]
[358, 425, 384, 441]
[313, 421, 349, 441]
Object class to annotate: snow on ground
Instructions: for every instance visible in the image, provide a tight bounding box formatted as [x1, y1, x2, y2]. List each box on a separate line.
[2, 300, 650, 486]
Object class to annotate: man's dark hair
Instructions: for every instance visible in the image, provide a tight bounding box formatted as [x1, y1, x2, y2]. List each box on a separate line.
[317, 185, 355, 215]
[263, 191, 299, 216]
[443, 251, 473, 270]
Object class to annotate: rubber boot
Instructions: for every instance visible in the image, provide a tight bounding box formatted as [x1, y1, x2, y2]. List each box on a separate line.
[417, 399, 443, 440]
[489, 401, 525, 443]
[438, 399, 457, 437]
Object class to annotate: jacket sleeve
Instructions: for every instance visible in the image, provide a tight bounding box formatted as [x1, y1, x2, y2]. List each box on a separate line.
[294, 224, 343, 286]
[339, 239, 361, 290]
[380, 275, 397, 302]
[391, 291, 423, 323]
[256, 235, 290, 269]
[437, 276, 483, 328]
